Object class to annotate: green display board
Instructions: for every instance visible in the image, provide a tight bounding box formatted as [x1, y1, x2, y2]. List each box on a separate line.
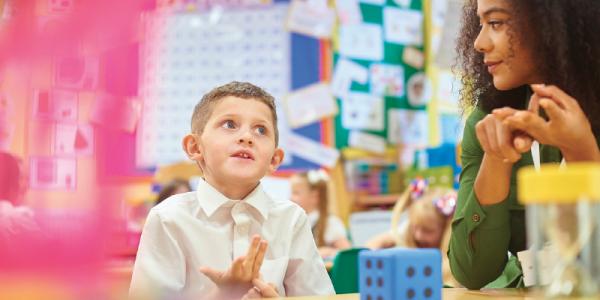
[333, 0, 426, 149]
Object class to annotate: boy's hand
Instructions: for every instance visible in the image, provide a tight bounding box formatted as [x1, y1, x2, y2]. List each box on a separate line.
[200, 235, 268, 295]
[241, 278, 280, 299]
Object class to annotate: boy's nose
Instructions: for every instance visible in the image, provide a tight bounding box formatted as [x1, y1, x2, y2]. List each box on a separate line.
[238, 130, 254, 145]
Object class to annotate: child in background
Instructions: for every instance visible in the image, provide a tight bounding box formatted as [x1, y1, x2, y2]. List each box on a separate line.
[366, 179, 459, 286]
[130, 82, 333, 299]
[290, 170, 351, 259]
[154, 178, 191, 206]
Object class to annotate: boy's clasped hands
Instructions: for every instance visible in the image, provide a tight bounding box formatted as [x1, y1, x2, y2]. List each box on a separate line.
[200, 235, 279, 299]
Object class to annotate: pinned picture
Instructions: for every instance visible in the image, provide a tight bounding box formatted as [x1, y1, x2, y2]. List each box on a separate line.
[54, 55, 99, 90]
[33, 89, 78, 122]
[285, 0, 336, 38]
[29, 156, 77, 190]
[369, 63, 405, 97]
[407, 72, 432, 107]
[331, 58, 368, 99]
[339, 23, 383, 61]
[342, 92, 384, 131]
[387, 108, 428, 146]
[402, 47, 425, 69]
[383, 7, 423, 46]
[54, 123, 95, 156]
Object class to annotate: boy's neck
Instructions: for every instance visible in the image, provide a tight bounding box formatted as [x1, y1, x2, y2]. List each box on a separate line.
[204, 177, 259, 200]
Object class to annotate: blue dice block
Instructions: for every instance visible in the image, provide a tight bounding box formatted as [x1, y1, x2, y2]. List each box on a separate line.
[359, 248, 442, 300]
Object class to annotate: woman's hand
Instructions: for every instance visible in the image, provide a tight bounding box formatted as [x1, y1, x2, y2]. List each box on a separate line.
[493, 84, 599, 162]
[475, 113, 531, 163]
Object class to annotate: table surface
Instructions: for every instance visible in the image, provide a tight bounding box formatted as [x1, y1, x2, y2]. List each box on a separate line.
[277, 289, 597, 300]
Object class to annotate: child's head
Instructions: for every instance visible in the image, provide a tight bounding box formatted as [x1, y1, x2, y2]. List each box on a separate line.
[290, 170, 329, 213]
[405, 189, 455, 249]
[457, 0, 600, 127]
[155, 178, 192, 206]
[290, 169, 330, 247]
[394, 179, 456, 249]
[182, 82, 284, 198]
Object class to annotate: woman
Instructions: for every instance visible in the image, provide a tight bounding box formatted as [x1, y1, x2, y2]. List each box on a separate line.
[449, 0, 600, 289]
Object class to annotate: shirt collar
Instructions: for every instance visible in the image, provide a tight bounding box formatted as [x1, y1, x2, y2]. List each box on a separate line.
[196, 179, 270, 220]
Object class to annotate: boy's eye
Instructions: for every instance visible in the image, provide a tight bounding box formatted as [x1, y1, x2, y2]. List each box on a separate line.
[222, 120, 236, 129]
[255, 126, 267, 135]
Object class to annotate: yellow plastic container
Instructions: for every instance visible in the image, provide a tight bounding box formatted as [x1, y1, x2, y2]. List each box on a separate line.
[518, 163, 600, 297]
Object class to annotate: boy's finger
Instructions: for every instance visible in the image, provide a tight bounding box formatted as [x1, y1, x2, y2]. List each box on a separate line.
[252, 278, 279, 297]
[200, 267, 224, 284]
[232, 256, 246, 278]
[244, 236, 261, 276]
[252, 240, 268, 279]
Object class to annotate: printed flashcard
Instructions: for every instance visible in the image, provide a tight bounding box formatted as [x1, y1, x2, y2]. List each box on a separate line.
[406, 72, 432, 107]
[54, 123, 94, 156]
[335, 0, 362, 25]
[54, 55, 99, 90]
[383, 7, 423, 46]
[339, 23, 384, 61]
[369, 63, 405, 97]
[341, 92, 384, 131]
[284, 83, 337, 128]
[387, 108, 428, 146]
[33, 89, 78, 122]
[358, 0, 385, 5]
[348, 130, 386, 154]
[331, 58, 368, 99]
[29, 156, 77, 190]
[90, 94, 141, 133]
[402, 47, 425, 69]
[287, 132, 340, 168]
[286, 0, 336, 38]
[393, 0, 412, 7]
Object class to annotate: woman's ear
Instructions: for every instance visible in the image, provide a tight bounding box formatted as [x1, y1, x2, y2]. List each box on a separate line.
[182, 133, 203, 162]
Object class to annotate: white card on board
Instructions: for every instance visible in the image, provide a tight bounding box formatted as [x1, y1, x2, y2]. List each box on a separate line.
[387, 108, 428, 146]
[339, 23, 384, 61]
[284, 83, 338, 128]
[287, 132, 340, 168]
[331, 58, 368, 99]
[383, 7, 423, 46]
[342, 92, 384, 131]
[348, 130, 386, 154]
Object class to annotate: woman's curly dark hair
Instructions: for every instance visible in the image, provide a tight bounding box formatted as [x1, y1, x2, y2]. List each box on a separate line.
[456, 0, 600, 135]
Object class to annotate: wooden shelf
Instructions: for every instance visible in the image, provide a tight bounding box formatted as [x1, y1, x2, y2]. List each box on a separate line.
[355, 193, 400, 206]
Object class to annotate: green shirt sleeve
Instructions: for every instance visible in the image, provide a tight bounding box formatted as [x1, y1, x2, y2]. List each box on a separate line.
[448, 108, 513, 289]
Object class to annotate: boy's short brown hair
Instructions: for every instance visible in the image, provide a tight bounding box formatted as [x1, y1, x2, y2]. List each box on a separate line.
[191, 81, 279, 145]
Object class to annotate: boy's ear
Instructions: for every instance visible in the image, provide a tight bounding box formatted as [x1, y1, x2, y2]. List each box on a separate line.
[268, 148, 285, 174]
[182, 133, 203, 162]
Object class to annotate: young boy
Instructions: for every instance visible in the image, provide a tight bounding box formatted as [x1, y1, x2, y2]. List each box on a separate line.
[129, 82, 334, 299]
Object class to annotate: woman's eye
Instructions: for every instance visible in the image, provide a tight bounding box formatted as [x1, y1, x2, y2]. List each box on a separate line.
[489, 21, 504, 29]
[223, 120, 236, 129]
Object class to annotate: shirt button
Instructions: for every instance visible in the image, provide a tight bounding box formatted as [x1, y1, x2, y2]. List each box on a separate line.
[472, 214, 481, 222]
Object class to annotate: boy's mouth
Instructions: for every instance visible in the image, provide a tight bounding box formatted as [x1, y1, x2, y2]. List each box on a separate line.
[231, 150, 254, 160]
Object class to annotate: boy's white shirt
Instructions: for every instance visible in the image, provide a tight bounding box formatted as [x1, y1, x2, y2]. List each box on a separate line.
[307, 211, 348, 246]
[129, 179, 334, 298]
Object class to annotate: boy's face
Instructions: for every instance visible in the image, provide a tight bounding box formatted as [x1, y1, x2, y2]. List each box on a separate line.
[185, 96, 284, 197]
